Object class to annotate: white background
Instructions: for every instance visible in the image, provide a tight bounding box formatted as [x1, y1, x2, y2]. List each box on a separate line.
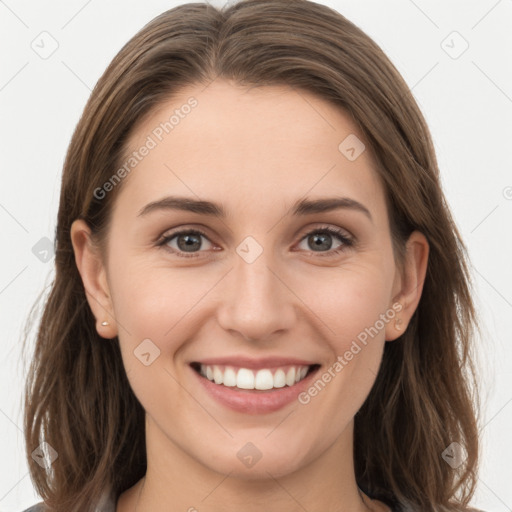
[1, 0, 511, 510]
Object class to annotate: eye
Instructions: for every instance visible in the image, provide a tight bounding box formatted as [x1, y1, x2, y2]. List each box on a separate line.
[157, 228, 215, 259]
[156, 225, 354, 259]
[296, 225, 354, 257]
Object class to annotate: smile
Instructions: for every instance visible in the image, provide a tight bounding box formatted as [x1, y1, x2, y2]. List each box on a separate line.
[189, 362, 321, 414]
[192, 363, 318, 390]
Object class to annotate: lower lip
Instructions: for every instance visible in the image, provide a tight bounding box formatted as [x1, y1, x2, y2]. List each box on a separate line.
[191, 365, 320, 415]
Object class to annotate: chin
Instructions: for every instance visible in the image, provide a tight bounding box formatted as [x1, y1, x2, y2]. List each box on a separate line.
[205, 448, 309, 481]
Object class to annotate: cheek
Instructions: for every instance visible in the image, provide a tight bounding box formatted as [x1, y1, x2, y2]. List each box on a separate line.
[294, 260, 394, 343]
[110, 255, 394, 345]
[107, 260, 199, 357]
[291, 261, 393, 410]
[109, 254, 204, 326]
[297, 276, 390, 428]
[314, 264, 394, 405]
[109, 265, 203, 407]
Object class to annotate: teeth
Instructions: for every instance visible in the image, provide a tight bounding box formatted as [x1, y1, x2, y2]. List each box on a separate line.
[254, 369, 273, 390]
[273, 369, 286, 388]
[285, 367, 296, 386]
[213, 366, 223, 385]
[237, 368, 255, 389]
[223, 367, 237, 387]
[199, 364, 312, 390]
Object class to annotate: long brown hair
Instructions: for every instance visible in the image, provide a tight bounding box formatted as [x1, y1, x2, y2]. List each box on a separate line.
[22, 1, 482, 510]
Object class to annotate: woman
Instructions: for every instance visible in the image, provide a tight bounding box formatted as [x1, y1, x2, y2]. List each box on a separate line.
[22, 0, 483, 510]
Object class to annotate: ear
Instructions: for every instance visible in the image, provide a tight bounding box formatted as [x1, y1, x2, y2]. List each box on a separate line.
[70, 219, 118, 339]
[385, 230, 429, 341]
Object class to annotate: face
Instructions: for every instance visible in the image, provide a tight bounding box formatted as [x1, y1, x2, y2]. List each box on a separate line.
[72, 79, 427, 484]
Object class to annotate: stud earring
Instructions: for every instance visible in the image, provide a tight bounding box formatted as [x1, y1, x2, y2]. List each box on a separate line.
[101, 321, 109, 326]
[395, 318, 403, 331]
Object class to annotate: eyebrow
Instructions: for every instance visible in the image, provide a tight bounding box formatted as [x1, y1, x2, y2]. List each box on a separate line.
[137, 195, 373, 222]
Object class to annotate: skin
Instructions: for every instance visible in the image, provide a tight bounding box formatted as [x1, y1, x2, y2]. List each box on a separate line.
[71, 79, 429, 512]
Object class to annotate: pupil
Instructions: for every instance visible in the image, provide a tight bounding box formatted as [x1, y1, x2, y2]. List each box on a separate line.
[311, 233, 332, 251]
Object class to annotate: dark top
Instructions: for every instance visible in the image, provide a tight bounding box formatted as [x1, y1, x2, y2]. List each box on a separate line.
[21, 491, 401, 512]
[21, 486, 484, 512]
[21, 497, 401, 512]
[22, 487, 116, 511]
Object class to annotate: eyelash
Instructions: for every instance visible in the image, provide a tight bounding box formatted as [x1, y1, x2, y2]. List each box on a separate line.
[156, 225, 354, 259]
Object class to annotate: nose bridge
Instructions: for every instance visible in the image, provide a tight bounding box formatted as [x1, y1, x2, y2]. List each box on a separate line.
[236, 244, 276, 302]
[217, 235, 295, 341]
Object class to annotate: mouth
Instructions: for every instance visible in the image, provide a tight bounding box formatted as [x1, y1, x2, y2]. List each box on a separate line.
[190, 362, 321, 392]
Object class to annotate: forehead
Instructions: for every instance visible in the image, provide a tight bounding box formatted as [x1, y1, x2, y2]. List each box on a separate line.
[115, 79, 386, 220]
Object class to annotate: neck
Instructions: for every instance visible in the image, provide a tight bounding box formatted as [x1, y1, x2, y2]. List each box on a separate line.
[117, 416, 388, 512]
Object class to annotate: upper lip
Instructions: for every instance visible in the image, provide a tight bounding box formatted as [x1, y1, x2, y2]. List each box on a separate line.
[191, 356, 318, 370]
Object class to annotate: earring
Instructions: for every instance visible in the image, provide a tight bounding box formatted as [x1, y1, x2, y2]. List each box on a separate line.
[101, 321, 109, 326]
[395, 318, 403, 331]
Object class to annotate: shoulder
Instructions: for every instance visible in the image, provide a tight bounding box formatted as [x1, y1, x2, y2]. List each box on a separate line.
[20, 488, 116, 512]
[20, 503, 46, 512]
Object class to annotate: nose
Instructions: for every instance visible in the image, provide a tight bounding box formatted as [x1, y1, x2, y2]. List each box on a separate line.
[216, 245, 297, 343]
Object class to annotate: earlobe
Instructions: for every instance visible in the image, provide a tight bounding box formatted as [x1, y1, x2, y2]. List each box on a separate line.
[384, 303, 405, 342]
[70, 219, 118, 339]
[385, 231, 429, 342]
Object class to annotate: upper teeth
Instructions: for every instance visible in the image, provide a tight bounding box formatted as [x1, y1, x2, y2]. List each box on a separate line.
[200, 364, 310, 390]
